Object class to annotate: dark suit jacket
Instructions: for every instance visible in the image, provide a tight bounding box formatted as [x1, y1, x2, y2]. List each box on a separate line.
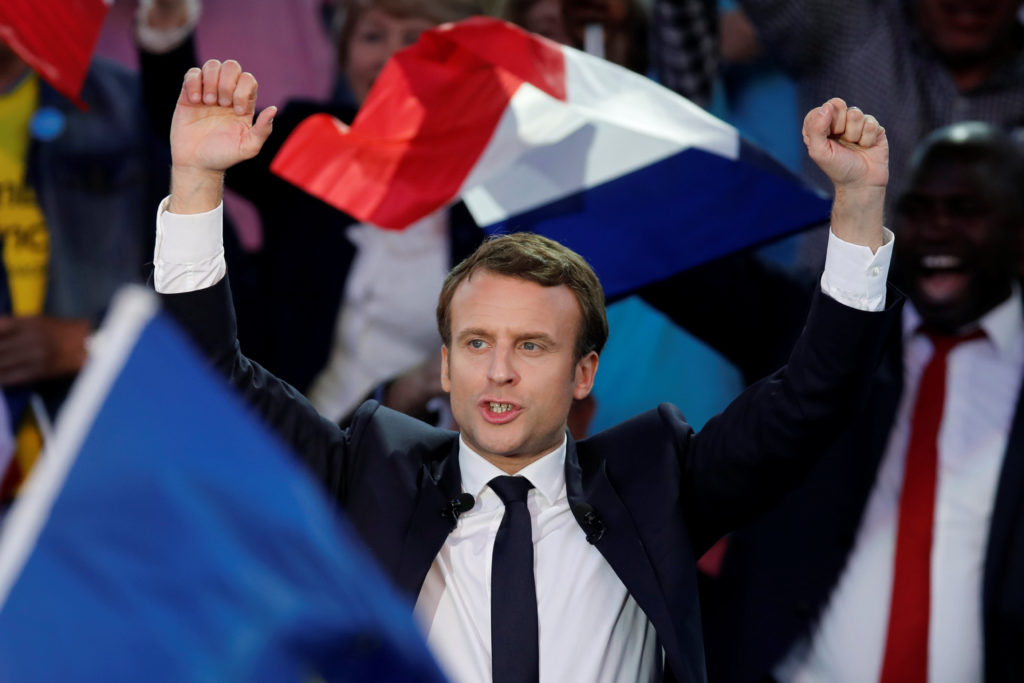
[161, 272, 899, 682]
[646, 255, 1024, 682]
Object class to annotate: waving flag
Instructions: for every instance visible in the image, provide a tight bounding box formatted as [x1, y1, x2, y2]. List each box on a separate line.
[271, 17, 831, 297]
[0, 0, 112, 108]
[0, 287, 445, 682]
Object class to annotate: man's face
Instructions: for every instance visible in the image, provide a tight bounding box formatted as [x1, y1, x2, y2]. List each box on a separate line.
[344, 8, 436, 105]
[441, 270, 598, 472]
[894, 156, 1021, 331]
[915, 0, 1021, 63]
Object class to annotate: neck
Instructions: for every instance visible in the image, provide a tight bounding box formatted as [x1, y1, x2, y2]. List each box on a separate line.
[460, 434, 567, 476]
[488, 452, 548, 476]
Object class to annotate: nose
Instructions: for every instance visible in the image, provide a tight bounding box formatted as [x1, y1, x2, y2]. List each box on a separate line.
[487, 345, 518, 386]
[921, 209, 966, 247]
[905, 200, 956, 241]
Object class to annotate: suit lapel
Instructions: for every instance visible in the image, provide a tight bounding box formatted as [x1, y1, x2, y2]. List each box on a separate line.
[564, 437, 682, 672]
[394, 441, 463, 598]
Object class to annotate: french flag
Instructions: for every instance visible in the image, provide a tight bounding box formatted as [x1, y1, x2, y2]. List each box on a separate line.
[272, 17, 831, 298]
[0, 0, 112, 109]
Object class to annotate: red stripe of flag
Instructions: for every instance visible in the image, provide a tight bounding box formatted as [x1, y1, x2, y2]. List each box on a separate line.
[0, 0, 110, 109]
[271, 17, 566, 229]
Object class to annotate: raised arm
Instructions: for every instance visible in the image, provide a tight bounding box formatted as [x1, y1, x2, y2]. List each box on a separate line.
[804, 97, 887, 251]
[681, 98, 896, 547]
[156, 63, 369, 491]
[168, 59, 277, 215]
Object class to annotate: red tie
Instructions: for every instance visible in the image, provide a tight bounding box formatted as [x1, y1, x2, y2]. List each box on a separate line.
[879, 329, 985, 683]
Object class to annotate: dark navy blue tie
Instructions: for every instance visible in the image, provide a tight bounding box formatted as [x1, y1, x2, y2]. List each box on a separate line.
[488, 475, 539, 683]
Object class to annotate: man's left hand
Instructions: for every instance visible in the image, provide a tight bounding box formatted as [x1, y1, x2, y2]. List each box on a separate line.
[803, 97, 888, 191]
[803, 97, 888, 250]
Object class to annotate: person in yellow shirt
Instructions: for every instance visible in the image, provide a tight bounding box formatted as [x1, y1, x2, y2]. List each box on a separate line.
[0, 40, 158, 504]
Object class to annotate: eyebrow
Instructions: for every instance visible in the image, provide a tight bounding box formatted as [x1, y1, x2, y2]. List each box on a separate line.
[520, 332, 558, 348]
[456, 328, 493, 342]
[455, 328, 559, 347]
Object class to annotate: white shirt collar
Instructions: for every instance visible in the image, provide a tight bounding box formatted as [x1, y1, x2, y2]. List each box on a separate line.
[458, 434, 567, 506]
[903, 285, 1023, 358]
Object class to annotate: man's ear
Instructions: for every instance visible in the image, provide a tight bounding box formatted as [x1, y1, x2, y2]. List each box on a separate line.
[572, 351, 599, 400]
[441, 345, 451, 393]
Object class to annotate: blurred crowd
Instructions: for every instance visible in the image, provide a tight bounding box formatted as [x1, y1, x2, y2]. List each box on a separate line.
[2, 0, 1023, 680]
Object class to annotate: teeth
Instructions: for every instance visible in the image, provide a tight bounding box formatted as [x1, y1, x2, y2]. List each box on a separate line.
[489, 402, 514, 413]
[922, 254, 961, 270]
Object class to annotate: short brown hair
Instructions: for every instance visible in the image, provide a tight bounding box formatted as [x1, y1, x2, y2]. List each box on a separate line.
[436, 232, 609, 361]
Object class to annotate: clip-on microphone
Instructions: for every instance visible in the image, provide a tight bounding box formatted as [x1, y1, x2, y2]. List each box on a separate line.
[443, 492, 475, 529]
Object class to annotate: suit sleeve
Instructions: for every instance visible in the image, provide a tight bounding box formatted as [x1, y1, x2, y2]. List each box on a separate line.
[158, 277, 362, 503]
[679, 285, 903, 551]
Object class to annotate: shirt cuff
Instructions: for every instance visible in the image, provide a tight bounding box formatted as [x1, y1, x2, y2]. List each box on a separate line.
[153, 196, 226, 294]
[135, 0, 200, 54]
[819, 227, 894, 312]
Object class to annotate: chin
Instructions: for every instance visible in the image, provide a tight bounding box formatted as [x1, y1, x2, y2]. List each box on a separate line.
[913, 300, 973, 332]
[469, 427, 526, 459]
[912, 280, 969, 321]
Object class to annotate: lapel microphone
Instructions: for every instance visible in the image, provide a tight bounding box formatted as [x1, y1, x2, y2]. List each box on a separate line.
[572, 503, 607, 544]
[443, 493, 475, 529]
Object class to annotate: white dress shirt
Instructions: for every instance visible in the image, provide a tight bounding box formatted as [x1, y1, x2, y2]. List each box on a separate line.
[776, 291, 1024, 683]
[153, 199, 894, 680]
[415, 438, 661, 683]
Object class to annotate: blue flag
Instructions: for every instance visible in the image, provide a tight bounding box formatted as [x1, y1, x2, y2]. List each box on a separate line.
[0, 287, 446, 683]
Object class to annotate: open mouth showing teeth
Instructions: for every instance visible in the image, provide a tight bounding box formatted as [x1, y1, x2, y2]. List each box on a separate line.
[921, 253, 958, 270]
[489, 402, 514, 413]
[916, 254, 969, 301]
[920, 254, 965, 272]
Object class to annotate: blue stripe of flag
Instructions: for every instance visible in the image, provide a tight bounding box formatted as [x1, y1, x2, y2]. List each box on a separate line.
[484, 143, 831, 298]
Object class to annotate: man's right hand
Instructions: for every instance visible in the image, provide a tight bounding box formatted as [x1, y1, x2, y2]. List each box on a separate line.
[168, 59, 276, 213]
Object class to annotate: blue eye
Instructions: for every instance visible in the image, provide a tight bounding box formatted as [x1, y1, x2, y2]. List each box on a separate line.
[522, 342, 538, 351]
[469, 339, 485, 349]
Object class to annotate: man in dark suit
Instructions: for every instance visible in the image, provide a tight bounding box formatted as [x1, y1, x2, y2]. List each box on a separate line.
[666, 123, 1024, 682]
[154, 60, 899, 682]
